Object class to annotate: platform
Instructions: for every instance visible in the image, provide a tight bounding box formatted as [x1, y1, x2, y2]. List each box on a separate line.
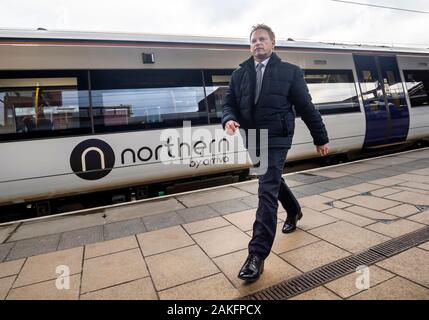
[0, 148, 428, 300]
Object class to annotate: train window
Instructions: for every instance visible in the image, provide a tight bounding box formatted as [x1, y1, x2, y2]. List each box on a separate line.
[90, 69, 208, 132]
[0, 70, 91, 141]
[403, 70, 429, 108]
[203, 70, 234, 124]
[302, 69, 360, 116]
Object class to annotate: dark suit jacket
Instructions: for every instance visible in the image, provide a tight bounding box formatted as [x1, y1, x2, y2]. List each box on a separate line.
[222, 52, 329, 148]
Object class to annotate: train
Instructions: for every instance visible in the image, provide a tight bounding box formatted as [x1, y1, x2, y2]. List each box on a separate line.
[0, 29, 428, 217]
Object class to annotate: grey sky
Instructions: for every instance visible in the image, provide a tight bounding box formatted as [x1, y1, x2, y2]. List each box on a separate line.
[1, 0, 429, 47]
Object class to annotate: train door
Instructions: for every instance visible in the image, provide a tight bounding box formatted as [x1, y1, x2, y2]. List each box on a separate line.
[354, 55, 409, 148]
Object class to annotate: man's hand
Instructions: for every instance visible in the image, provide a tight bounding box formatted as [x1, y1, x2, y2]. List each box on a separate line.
[225, 120, 240, 136]
[316, 144, 329, 157]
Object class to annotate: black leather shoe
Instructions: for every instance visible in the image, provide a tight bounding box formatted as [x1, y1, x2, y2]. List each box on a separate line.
[282, 210, 303, 234]
[238, 254, 264, 282]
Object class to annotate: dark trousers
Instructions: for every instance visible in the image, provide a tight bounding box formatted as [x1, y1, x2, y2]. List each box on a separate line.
[248, 147, 301, 259]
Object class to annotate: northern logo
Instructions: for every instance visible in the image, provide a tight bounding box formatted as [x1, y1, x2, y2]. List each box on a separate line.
[70, 139, 115, 180]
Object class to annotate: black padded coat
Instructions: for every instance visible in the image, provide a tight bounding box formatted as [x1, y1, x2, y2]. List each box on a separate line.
[221, 53, 329, 148]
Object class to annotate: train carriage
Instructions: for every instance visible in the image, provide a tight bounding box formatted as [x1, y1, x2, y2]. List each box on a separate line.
[0, 29, 428, 215]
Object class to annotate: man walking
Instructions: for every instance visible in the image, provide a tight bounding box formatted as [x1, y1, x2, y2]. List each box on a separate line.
[222, 24, 329, 282]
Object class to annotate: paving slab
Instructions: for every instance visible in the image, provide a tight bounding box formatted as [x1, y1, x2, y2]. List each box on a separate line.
[84, 236, 139, 259]
[176, 205, 220, 224]
[345, 183, 383, 193]
[399, 181, 429, 191]
[7, 274, 81, 300]
[308, 170, 349, 178]
[57, 226, 103, 250]
[308, 221, 390, 253]
[158, 273, 240, 300]
[0, 225, 15, 243]
[409, 168, 429, 175]
[0, 243, 14, 262]
[394, 173, 429, 183]
[191, 225, 250, 258]
[399, 150, 429, 159]
[418, 241, 429, 251]
[350, 170, 394, 181]
[376, 248, 429, 288]
[213, 249, 301, 296]
[239, 195, 259, 208]
[297, 208, 338, 230]
[366, 219, 425, 238]
[320, 189, 361, 200]
[7, 234, 61, 261]
[104, 198, 185, 223]
[137, 226, 194, 257]
[290, 286, 342, 300]
[142, 212, 184, 232]
[8, 214, 105, 242]
[370, 187, 402, 197]
[284, 179, 305, 187]
[234, 182, 258, 194]
[333, 163, 383, 174]
[222, 209, 257, 232]
[270, 224, 320, 255]
[341, 195, 401, 211]
[13, 247, 83, 288]
[325, 265, 395, 299]
[298, 194, 333, 204]
[80, 278, 157, 300]
[386, 191, 429, 206]
[323, 208, 375, 227]
[349, 276, 429, 300]
[0, 258, 25, 279]
[370, 177, 407, 186]
[366, 156, 417, 166]
[0, 276, 15, 300]
[81, 248, 149, 294]
[176, 187, 250, 208]
[145, 245, 219, 291]
[407, 210, 429, 225]
[345, 206, 397, 220]
[384, 204, 420, 217]
[291, 184, 331, 196]
[393, 186, 429, 195]
[182, 217, 230, 235]
[286, 174, 328, 184]
[318, 176, 365, 189]
[104, 218, 147, 240]
[280, 240, 350, 272]
[209, 199, 251, 215]
[332, 201, 353, 209]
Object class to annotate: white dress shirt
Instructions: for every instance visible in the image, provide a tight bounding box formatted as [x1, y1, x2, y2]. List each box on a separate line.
[254, 56, 271, 78]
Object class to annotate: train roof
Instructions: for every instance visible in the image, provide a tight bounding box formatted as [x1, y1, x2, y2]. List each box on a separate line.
[1, 28, 429, 55]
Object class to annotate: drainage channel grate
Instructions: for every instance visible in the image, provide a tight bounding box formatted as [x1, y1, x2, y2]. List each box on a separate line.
[241, 226, 429, 300]
[370, 226, 429, 257]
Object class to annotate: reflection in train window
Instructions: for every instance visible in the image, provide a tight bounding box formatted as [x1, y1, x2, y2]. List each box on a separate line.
[403, 70, 429, 108]
[203, 70, 233, 124]
[90, 70, 208, 132]
[0, 71, 91, 141]
[303, 70, 360, 115]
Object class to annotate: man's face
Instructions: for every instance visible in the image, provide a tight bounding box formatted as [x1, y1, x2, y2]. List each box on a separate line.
[250, 29, 275, 61]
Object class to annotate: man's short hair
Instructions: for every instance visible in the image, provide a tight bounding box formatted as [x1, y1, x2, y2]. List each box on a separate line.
[250, 24, 275, 41]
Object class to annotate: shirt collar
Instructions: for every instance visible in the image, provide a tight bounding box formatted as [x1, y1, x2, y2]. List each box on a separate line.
[254, 56, 271, 69]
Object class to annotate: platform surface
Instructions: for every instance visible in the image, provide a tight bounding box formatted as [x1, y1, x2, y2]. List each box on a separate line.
[0, 148, 428, 300]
